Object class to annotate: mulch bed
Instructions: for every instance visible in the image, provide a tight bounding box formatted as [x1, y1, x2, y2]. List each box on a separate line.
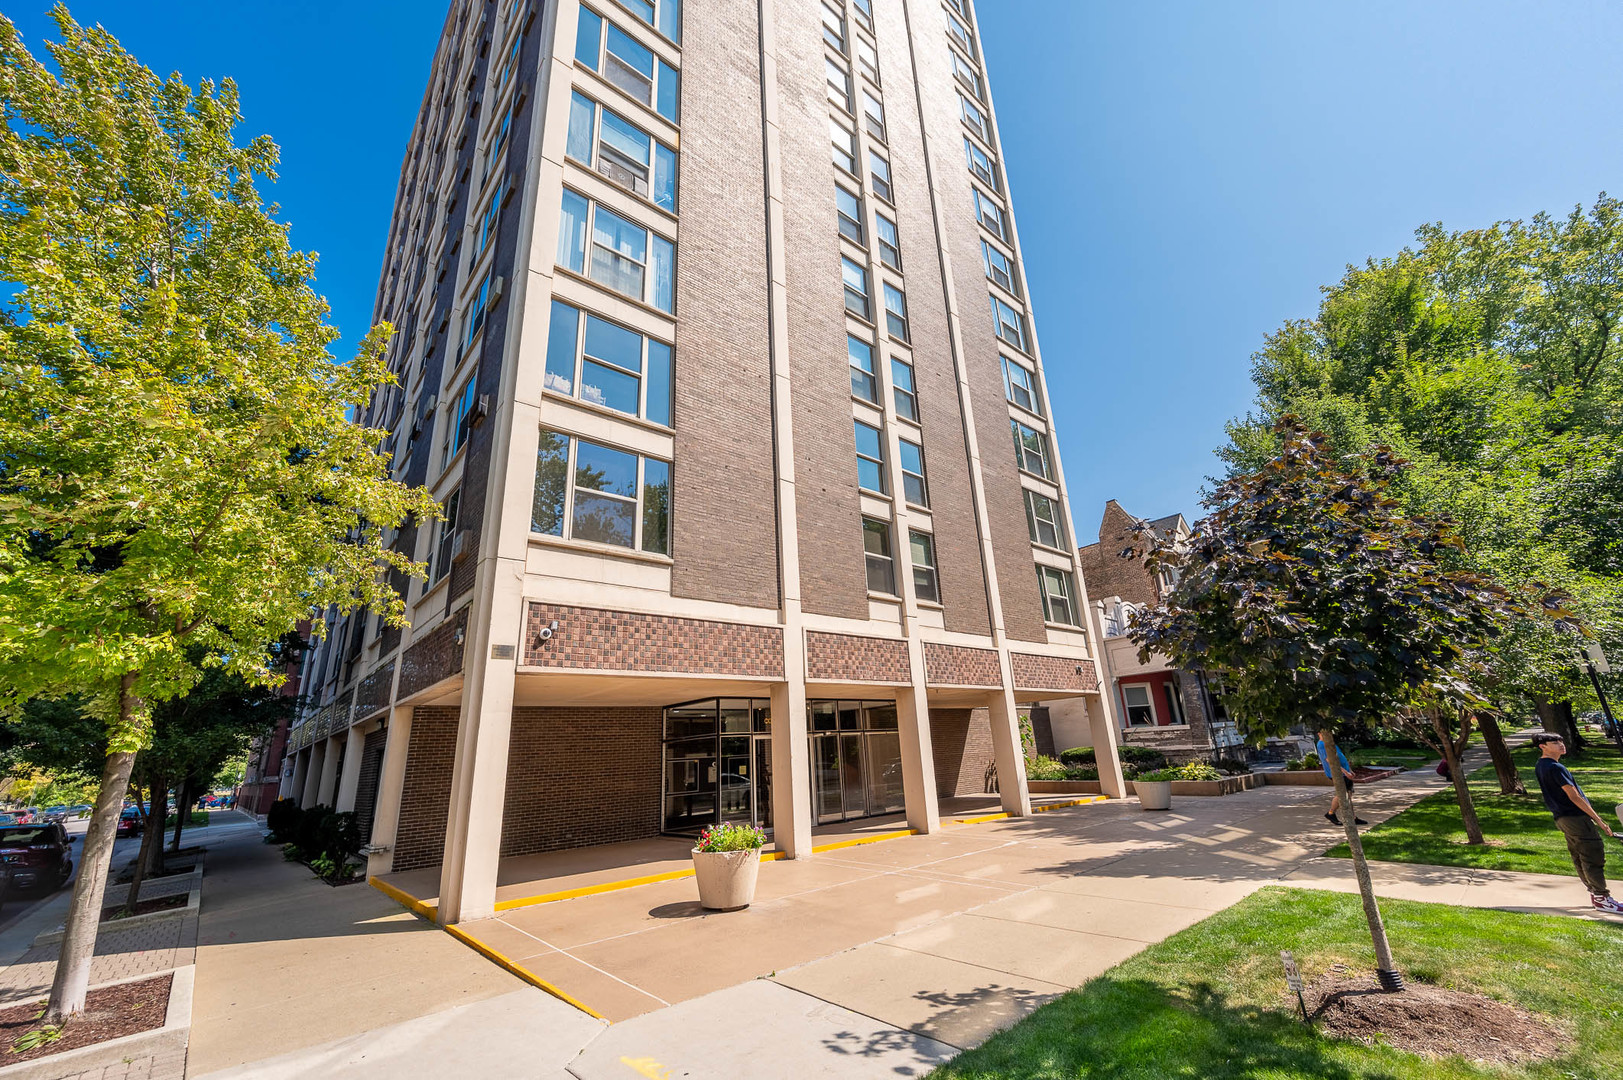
[102, 894, 187, 921]
[1304, 969, 1568, 1065]
[0, 973, 171, 1064]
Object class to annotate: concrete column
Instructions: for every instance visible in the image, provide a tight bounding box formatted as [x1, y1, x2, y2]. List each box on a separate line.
[366, 705, 413, 879]
[987, 677, 1031, 816]
[315, 735, 343, 806]
[287, 747, 309, 805]
[770, 673, 813, 859]
[896, 640, 940, 834]
[1085, 694, 1129, 799]
[299, 741, 325, 808]
[334, 723, 369, 812]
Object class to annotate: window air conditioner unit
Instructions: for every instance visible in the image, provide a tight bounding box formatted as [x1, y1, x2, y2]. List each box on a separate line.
[450, 529, 473, 564]
[472, 394, 490, 427]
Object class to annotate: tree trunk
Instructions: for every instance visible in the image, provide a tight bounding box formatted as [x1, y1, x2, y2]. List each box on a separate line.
[1535, 697, 1585, 753]
[1477, 712, 1525, 795]
[46, 676, 141, 1023]
[170, 778, 190, 853]
[1433, 715, 1484, 845]
[125, 775, 162, 911]
[145, 783, 168, 879]
[1321, 728, 1401, 987]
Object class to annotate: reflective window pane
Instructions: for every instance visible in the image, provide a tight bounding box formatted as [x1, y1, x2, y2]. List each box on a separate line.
[642, 457, 670, 554]
[544, 300, 578, 396]
[646, 339, 673, 426]
[584, 314, 643, 373]
[580, 358, 640, 415]
[532, 428, 569, 535]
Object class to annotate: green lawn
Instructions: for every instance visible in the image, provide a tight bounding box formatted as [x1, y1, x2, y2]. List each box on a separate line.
[1329, 743, 1623, 877]
[1347, 746, 1436, 769]
[930, 887, 1623, 1080]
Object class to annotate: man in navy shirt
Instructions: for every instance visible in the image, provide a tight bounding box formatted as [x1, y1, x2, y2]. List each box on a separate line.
[1532, 732, 1623, 914]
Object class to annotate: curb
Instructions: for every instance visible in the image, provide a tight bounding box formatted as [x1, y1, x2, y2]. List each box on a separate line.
[0, 966, 192, 1080]
[32, 865, 203, 948]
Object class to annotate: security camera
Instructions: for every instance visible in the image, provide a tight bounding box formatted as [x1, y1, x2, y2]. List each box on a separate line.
[537, 626, 553, 642]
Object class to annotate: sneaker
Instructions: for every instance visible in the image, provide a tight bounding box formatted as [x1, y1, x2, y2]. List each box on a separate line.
[1592, 895, 1623, 914]
[1325, 812, 1342, 825]
[1353, 817, 1369, 826]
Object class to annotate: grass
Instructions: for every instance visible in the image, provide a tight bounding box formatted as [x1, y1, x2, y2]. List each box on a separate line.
[1347, 746, 1435, 769]
[1328, 743, 1623, 877]
[929, 887, 1623, 1080]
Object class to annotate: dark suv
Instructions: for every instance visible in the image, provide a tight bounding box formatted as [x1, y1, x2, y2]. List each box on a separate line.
[0, 824, 73, 893]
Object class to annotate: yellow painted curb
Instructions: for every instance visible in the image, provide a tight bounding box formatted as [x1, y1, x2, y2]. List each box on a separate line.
[494, 866, 697, 913]
[444, 922, 607, 1021]
[1034, 796, 1109, 814]
[370, 875, 439, 921]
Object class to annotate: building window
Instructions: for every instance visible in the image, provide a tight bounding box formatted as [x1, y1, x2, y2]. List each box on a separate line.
[1003, 355, 1041, 414]
[863, 517, 895, 594]
[910, 530, 939, 602]
[875, 212, 901, 270]
[1038, 565, 1080, 626]
[1011, 419, 1050, 478]
[443, 376, 480, 466]
[891, 357, 918, 422]
[973, 189, 1007, 241]
[821, 1, 846, 52]
[832, 118, 858, 174]
[611, 0, 681, 44]
[432, 487, 461, 582]
[898, 438, 927, 506]
[836, 185, 865, 244]
[576, 8, 680, 124]
[558, 189, 676, 312]
[474, 192, 501, 267]
[854, 419, 887, 494]
[990, 295, 1027, 350]
[951, 49, 982, 99]
[842, 256, 870, 319]
[960, 94, 991, 144]
[869, 150, 893, 202]
[826, 56, 853, 112]
[1122, 683, 1155, 727]
[883, 282, 909, 341]
[965, 137, 998, 190]
[983, 240, 1017, 294]
[848, 334, 878, 403]
[1024, 488, 1065, 549]
[544, 298, 675, 425]
[945, 8, 975, 57]
[567, 91, 678, 211]
[463, 271, 493, 351]
[862, 91, 886, 142]
[533, 428, 671, 554]
[856, 35, 880, 82]
[852, 0, 873, 31]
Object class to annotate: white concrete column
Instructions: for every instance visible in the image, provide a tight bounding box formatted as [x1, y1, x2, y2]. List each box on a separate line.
[299, 742, 326, 808]
[770, 671, 813, 859]
[1085, 695, 1128, 799]
[315, 735, 343, 807]
[987, 675, 1031, 816]
[896, 640, 940, 834]
[366, 705, 413, 879]
[334, 723, 369, 813]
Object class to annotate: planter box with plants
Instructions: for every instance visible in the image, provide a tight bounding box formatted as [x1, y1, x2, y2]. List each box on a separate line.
[1135, 769, 1174, 810]
[691, 822, 765, 912]
[263, 798, 365, 884]
[1028, 749, 1258, 797]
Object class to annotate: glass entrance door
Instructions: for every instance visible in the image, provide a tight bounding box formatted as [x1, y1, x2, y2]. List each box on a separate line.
[813, 735, 843, 824]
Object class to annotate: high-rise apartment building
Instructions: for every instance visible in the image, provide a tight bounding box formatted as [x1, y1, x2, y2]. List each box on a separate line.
[288, 0, 1122, 923]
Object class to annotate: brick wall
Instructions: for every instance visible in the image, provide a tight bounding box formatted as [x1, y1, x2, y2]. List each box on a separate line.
[923, 643, 1001, 687]
[804, 632, 910, 683]
[1077, 500, 1160, 608]
[1010, 653, 1098, 693]
[930, 707, 994, 796]
[523, 604, 785, 677]
[398, 606, 469, 698]
[356, 661, 395, 721]
[499, 707, 664, 857]
[392, 706, 460, 872]
[671, 0, 781, 610]
[354, 727, 389, 843]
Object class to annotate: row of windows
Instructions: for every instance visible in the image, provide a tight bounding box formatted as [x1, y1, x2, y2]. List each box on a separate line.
[544, 298, 674, 426]
[558, 189, 675, 313]
[533, 427, 670, 555]
[576, 6, 680, 125]
[566, 90, 678, 212]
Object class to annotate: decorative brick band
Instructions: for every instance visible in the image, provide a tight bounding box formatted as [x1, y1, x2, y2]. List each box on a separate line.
[398, 607, 470, 699]
[524, 604, 785, 679]
[356, 661, 395, 720]
[805, 631, 911, 684]
[1011, 653, 1099, 693]
[923, 643, 1002, 688]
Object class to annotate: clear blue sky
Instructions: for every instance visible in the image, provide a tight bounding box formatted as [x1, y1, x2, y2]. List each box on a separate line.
[11, 1, 1622, 535]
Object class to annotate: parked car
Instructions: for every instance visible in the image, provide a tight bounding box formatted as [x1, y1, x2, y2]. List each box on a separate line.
[69, 805, 92, 818]
[43, 806, 68, 824]
[0, 823, 74, 894]
[116, 807, 145, 838]
[0, 813, 20, 827]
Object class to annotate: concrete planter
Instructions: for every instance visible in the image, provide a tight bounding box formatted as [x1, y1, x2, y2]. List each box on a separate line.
[1028, 780, 1104, 795]
[1031, 774, 1264, 798]
[692, 847, 762, 911]
[1262, 770, 1335, 786]
[1136, 780, 1173, 811]
[0, 967, 192, 1080]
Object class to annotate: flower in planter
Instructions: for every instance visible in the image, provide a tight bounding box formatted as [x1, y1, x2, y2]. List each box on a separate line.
[693, 822, 766, 853]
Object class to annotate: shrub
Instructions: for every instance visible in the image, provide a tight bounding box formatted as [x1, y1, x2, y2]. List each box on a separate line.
[266, 798, 302, 842]
[1137, 768, 1176, 782]
[694, 821, 766, 852]
[1028, 755, 1069, 780]
[1166, 762, 1222, 782]
[1058, 747, 1096, 766]
[295, 805, 333, 854]
[281, 843, 304, 862]
[1059, 745, 1166, 770]
[309, 853, 338, 880]
[317, 810, 364, 865]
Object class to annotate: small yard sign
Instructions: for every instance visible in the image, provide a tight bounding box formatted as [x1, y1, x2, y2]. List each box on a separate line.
[1281, 950, 1308, 1021]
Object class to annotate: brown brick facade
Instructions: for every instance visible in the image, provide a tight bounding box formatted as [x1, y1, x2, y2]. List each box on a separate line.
[392, 706, 460, 873]
[1010, 653, 1098, 693]
[1077, 500, 1162, 608]
[923, 642, 1002, 688]
[397, 607, 469, 699]
[930, 707, 995, 796]
[804, 631, 910, 684]
[523, 604, 784, 678]
[499, 707, 664, 857]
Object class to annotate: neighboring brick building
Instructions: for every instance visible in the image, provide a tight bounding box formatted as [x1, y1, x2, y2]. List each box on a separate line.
[289, 0, 1117, 924]
[236, 622, 309, 815]
[1041, 501, 1240, 764]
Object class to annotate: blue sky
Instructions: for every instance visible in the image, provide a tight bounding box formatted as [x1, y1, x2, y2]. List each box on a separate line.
[11, 1, 1622, 535]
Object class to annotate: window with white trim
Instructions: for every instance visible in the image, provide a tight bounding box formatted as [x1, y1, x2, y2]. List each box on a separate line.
[910, 530, 939, 602]
[1011, 419, 1051, 479]
[611, 0, 681, 44]
[973, 189, 1007, 240]
[951, 49, 982, 99]
[863, 517, 896, 594]
[463, 271, 493, 351]
[856, 35, 879, 82]
[544, 298, 674, 425]
[945, 8, 975, 57]
[1003, 355, 1041, 414]
[533, 428, 671, 554]
[883, 282, 909, 341]
[566, 91, 678, 211]
[557, 189, 675, 312]
[965, 137, 998, 190]
[869, 150, 893, 202]
[836, 185, 865, 244]
[862, 91, 886, 142]
[960, 94, 991, 143]
[983, 240, 1017, 294]
[442, 376, 479, 467]
[1122, 683, 1156, 727]
[822, 1, 846, 52]
[1024, 488, 1065, 549]
[990, 295, 1027, 350]
[1037, 565, 1080, 626]
[854, 419, 887, 494]
[891, 357, 918, 422]
[575, 7, 680, 123]
[875, 212, 901, 270]
[832, 118, 858, 174]
[852, 0, 873, 31]
[842, 256, 871, 320]
[848, 334, 878, 403]
[432, 487, 461, 582]
[898, 438, 927, 507]
[826, 56, 853, 112]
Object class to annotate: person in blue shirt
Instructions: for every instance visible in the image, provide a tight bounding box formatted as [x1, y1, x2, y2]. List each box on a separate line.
[1316, 736, 1367, 826]
[1532, 732, 1623, 914]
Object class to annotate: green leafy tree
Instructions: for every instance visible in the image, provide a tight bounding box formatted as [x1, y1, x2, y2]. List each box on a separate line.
[1131, 423, 1549, 987]
[0, 10, 437, 1019]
